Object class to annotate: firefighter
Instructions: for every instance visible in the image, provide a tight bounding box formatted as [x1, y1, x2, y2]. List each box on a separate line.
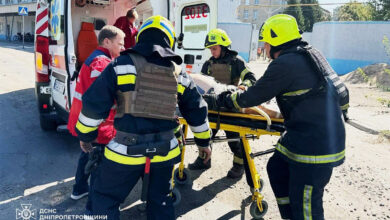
[67, 25, 125, 212]
[208, 14, 348, 220]
[75, 15, 211, 220]
[188, 28, 256, 180]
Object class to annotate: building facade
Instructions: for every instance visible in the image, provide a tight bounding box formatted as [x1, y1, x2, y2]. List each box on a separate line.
[0, 0, 36, 40]
[237, 0, 286, 29]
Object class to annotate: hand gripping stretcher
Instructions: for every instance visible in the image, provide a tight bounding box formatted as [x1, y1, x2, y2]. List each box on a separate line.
[174, 107, 285, 219]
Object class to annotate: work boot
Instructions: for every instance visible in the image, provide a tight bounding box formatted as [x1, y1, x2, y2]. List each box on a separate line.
[227, 163, 244, 179]
[188, 156, 211, 170]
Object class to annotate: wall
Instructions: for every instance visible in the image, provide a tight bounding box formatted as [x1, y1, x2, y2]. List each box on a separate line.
[0, 15, 35, 40]
[310, 21, 390, 75]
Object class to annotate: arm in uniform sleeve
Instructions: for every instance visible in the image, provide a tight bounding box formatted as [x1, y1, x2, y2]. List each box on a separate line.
[75, 63, 117, 142]
[177, 72, 211, 148]
[235, 56, 256, 87]
[229, 60, 291, 109]
[201, 61, 210, 75]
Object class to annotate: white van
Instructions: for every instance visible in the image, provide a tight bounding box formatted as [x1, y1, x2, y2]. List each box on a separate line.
[34, 0, 258, 130]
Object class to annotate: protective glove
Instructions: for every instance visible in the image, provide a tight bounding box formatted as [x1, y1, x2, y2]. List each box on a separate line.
[203, 93, 218, 110]
[342, 109, 349, 122]
[216, 91, 235, 110]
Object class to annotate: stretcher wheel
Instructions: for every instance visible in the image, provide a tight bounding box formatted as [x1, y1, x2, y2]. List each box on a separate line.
[249, 200, 268, 219]
[172, 187, 181, 207]
[174, 168, 191, 185]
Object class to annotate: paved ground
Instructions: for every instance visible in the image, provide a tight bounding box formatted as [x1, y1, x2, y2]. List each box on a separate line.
[0, 41, 389, 220]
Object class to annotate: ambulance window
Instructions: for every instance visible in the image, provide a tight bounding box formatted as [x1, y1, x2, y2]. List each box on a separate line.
[181, 3, 210, 50]
[49, 0, 65, 44]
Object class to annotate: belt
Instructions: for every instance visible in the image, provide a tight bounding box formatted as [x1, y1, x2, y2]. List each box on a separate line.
[115, 130, 174, 146]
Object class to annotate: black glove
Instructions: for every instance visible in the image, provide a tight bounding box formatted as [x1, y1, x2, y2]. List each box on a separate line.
[216, 91, 235, 110]
[342, 109, 349, 122]
[203, 93, 218, 110]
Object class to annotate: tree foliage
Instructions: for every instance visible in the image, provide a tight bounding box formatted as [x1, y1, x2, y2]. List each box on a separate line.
[370, 0, 390, 21]
[283, 0, 305, 30]
[333, 1, 376, 21]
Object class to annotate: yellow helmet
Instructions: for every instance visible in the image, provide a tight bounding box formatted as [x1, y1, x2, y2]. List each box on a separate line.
[136, 15, 175, 48]
[204, 29, 232, 48]
[259, 14, 302, 47]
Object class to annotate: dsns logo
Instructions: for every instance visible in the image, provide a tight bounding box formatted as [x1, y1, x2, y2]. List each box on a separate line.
[16, 204, 37, 220]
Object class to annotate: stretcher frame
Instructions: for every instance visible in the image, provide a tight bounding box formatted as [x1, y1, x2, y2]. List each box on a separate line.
[176, 109, 285, 219]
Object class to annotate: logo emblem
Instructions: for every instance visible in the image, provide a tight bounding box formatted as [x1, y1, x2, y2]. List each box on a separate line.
[16, 204, 37, 220]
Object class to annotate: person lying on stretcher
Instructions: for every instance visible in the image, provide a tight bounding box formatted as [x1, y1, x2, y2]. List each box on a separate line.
[191, 74, 283, 119]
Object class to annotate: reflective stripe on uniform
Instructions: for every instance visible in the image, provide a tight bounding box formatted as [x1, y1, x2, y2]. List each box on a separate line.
[78, 112, 103, 127]
[117, 74, 136, 85]
[90, 69, 102, 78]
[105, 139, 180, 165]
[282, 89, 311, 96]
[241, 79, 252, 87]
[177, 84, 185, 94]
[231, 92, 241, 109]
[190, 121, 209, 133]
[340, 103, 349, 110]
[276, 143, 345, 164]
[303, 185, 313, 220]
[74, 91, 82, 101]
[193, 129, 211, 139]
[76, 121, 98, 134]
[233, 155, 244, 165]
[276, 197, 290, 205]
[114, 65, 137, 75]
[240, 68, 250, 81]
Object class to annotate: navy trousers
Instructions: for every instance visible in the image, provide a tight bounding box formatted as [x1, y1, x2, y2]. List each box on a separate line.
[266, 152, 333, 220]
[91, 156, 175, 220]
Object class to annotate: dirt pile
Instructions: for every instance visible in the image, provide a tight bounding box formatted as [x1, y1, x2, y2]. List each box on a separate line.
[343, 63, 390, 91]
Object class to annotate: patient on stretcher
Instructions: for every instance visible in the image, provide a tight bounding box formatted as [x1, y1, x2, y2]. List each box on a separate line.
[191, 74, 283, 119]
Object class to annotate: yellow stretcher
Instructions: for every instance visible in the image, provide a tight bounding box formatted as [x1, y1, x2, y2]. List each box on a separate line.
[175, 108, 285, 219]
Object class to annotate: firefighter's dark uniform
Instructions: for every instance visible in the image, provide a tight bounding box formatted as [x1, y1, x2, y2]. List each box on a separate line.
[199, 49, 256, 181]
[215, 14, 349, 219]
[75, 16, 211, 220]
[218, 39, 348, 219]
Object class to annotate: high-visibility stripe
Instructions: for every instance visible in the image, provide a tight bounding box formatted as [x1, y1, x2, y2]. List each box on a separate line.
[231, 92, 241, 109]
[78, 112, 103, 127]
[303, 185, 313, 220]
[117, 74, 136, 85]
[283, 89, 311, 96]
[233, 156, 244, 165]
[76, 121, 98, 134]
[193, 130, 211, 139]
[276, 197, 290, 205]
[104, 145, 181, 165]
[241, 79, 252, 87]
[340, 103, 349, 110]
[190, 121, 209, 133]
[240, 68, 250, 81]
[276, 143, 345, 164]
[73, 91, 82, 101]
[90, 69, 101, 78]
[177, 84, 185, 94]
[114, 65, 137, 75]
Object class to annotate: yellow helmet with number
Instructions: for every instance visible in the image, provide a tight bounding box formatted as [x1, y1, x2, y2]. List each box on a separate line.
[136, 15, 175, 48]
[259, 14, 302, 47]
[204, 29, 232, 48]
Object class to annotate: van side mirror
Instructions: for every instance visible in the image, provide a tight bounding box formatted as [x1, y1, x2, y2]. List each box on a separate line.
[177, 33, 184, 49]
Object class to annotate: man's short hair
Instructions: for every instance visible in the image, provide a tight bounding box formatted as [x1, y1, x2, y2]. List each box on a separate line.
[98, 25, 125, 45]
[126, 8, 138, 19]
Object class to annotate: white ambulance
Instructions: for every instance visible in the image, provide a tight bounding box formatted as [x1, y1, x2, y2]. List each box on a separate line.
[34, 0, 258, 130]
